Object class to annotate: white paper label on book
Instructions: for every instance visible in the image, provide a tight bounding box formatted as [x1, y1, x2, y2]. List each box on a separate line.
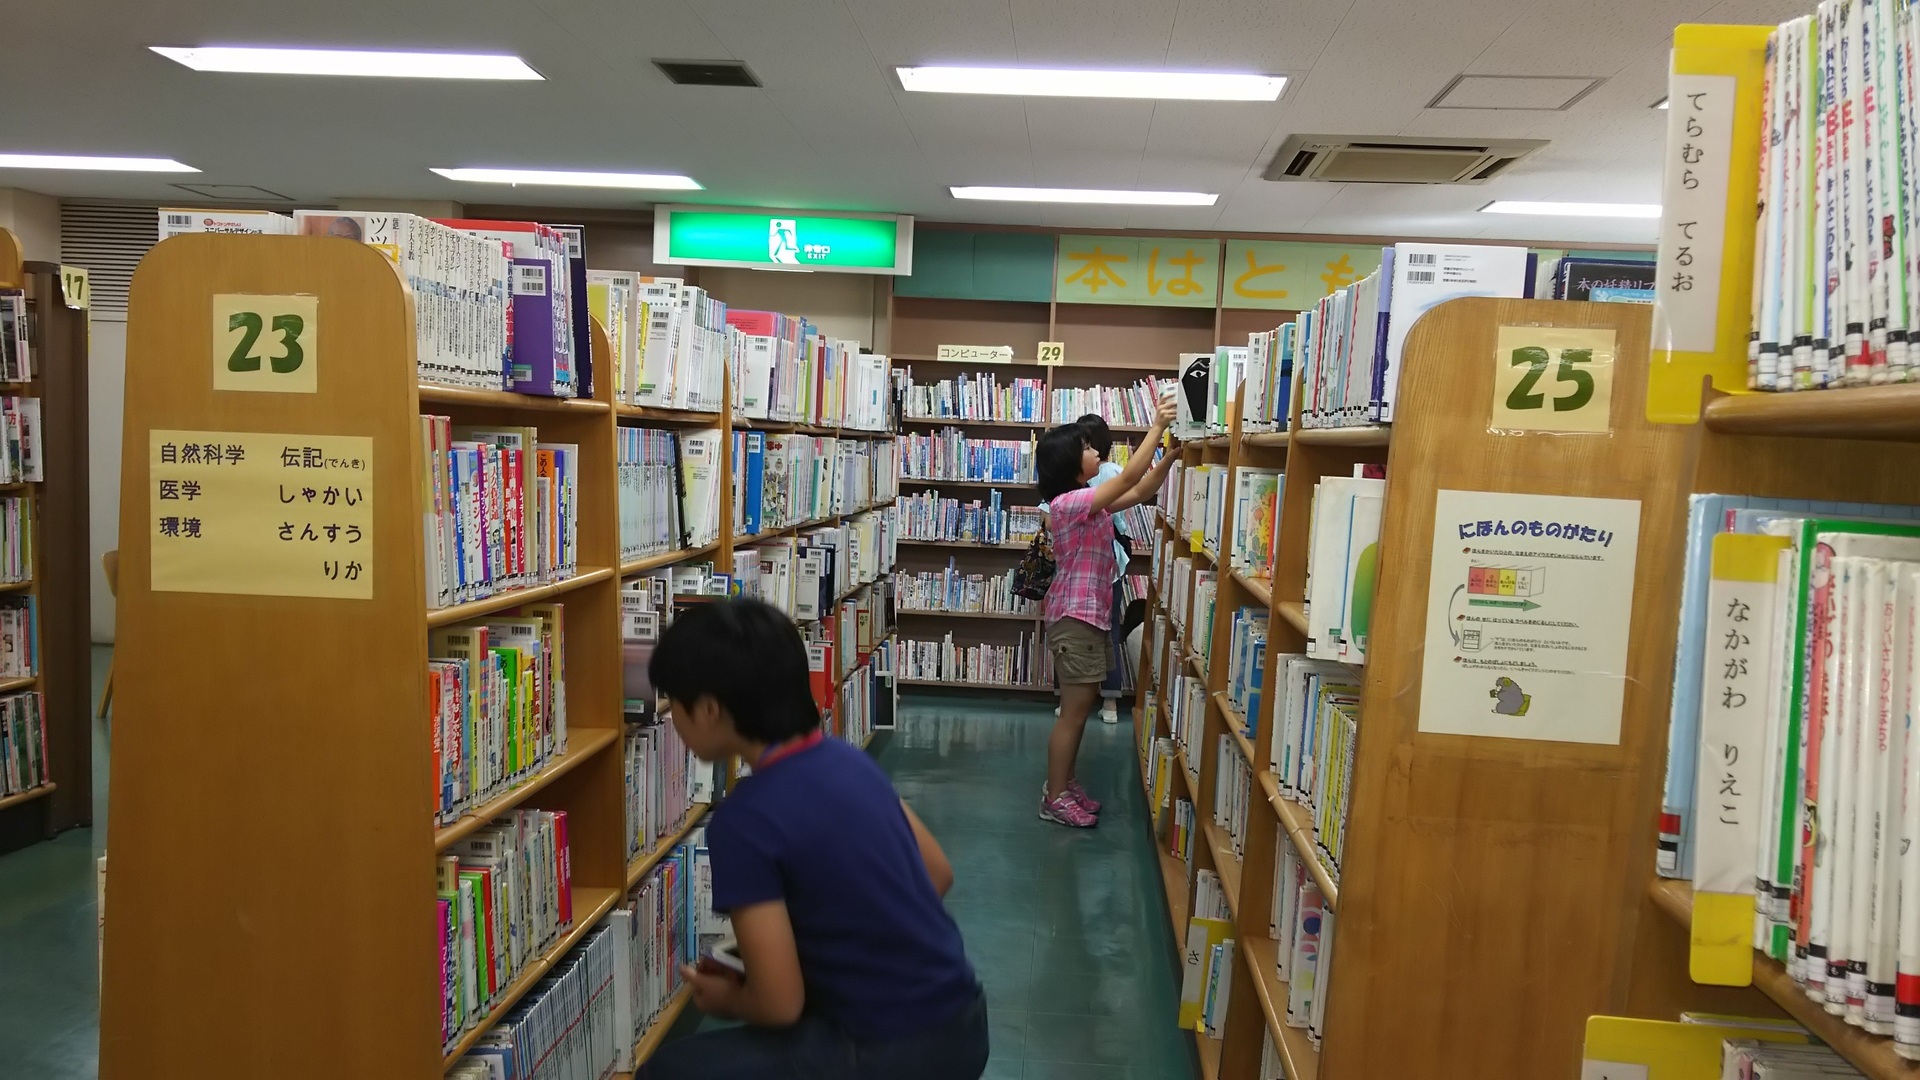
[1691, 533, 1784, 895]
[148, 429, 373, 600]
[1580, 1062, 1649, 1080]
[1417, 489, 1641, 745]
[1652, 73, 1737, 356]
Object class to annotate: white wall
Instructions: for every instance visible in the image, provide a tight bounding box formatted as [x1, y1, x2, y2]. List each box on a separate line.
[88, 318, 125, 643]
[0, 188, 59, 262]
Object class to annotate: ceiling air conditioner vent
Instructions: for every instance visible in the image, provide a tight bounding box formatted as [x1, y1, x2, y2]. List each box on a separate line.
[1264, 134, 1547, 184]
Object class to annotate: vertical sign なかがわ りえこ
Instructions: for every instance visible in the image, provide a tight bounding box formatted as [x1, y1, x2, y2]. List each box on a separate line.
[1418, 490, 1641, 745]
[149, 430, 373, 599]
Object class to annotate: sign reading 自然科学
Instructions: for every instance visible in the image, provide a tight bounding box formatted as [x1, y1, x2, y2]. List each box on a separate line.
[655, 207, 913, 274]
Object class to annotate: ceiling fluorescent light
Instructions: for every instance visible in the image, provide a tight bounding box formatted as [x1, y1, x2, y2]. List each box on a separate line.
[0, 153, 197, 172]
[431, 167, 701, 190]
[900, 66, 1284, 101]
[951, 186, 1217, 206]
[1480, 200, 1661, 219]
[152, 46, 542, 80]
[1652, 96, 1669, 109]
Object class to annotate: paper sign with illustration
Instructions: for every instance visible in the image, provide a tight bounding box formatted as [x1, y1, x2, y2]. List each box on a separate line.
[1417, 489, 1641, 745]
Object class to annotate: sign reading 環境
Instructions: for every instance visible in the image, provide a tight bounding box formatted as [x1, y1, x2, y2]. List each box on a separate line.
[655, 206, 914, 275]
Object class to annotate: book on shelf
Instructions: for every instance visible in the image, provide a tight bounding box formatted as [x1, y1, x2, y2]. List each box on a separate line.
[623, 719, 699, 864]
[675, 429, 724, 548]
[898, 488, 1042, 546]
[897, 559, 1038, 617]
[1208, 344, 1250, 434]
[902, 368, 1046, 423]
[900, 630, 1052, 687]
[0, 497, 29, 585]
[1552, 256, 1655, 303]
[419, 416, 581, 609]
[1049, 375, 1176, 427]
[1275, 850, 1330, 1042]
[1179, 915, 1233, 1030]
[438, 808, 575, 1048]
[899, 428, 1036, 484]
[0, 595, 37, 678]
[616, 845, 693, 1065]
[295, 212, 511, 393]
[1303, 473, 1384, 664]
[0, 395, 43, 484]
[435, 219, 580, 399]
[428, 605, 569, 827]
[1226, 607, 1268, 741]
[1231, 468, 1283, 577]
[0, 290, 34, 381]
[619, 427, 688, 561]
[1271, 654, 1359, 881]
[1214, 733, 1252, 859]
[0, 690, 47, 798]
[1170, 671, 1207, 777]
[1174, 352, 1211, 440]
[1579, 1016, 1814, 1079]
[156, 207, 294, 238]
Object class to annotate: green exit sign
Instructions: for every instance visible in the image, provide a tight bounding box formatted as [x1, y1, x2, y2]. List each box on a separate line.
[655, 206, 913, 275]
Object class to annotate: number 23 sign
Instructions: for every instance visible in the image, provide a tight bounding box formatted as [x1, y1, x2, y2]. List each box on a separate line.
[212, 294, 318, 394]
[1489, 325, 1615, 434]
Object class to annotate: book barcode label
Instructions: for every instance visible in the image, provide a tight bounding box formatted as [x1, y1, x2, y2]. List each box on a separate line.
[165, 214, 193, 227]
[1407, 270, 1436, 284]
[1408, 252, 1437, 266]
[513, 265, 548, 296]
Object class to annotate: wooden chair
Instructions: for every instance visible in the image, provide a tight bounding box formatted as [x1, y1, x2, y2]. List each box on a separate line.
[96, 550, 116, 719]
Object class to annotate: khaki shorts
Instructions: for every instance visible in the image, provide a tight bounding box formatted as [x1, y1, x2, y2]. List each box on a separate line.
[1047, 617, 1110, 686]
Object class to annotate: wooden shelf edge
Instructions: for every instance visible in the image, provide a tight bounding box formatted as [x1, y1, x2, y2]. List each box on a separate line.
[625, 802, 712, 890]
[0, 673, 39, 693]
[900, 416, 1047, 429]
[899, 477, 1034, 489]
[1241, 936, 1322, 1080]
[419, 384, 611, 414]
[426, 566, 616, 628]
[1203, 819, 1243, 921]
[1276, 601, 1307, 636]
[899, 677, 1048, 692]
[434, 728, 622, 852]
[0, 579, 32, 593]
[1211, 691, 1258, 766]
[896, 607, 1041, 621]
[1230, 568, 1273, 607]
[1271, 793, 1339, 911]
[898, 538, 1031, 551]
[1701, 382, 1920, 442]
[0, 781, 55, 812]
[616, 405, 724, 425]
[621, 543, 721, 576]
[1646, 879, 1920, 1079]
[442, 885, 621, 1067]
[1243, 432, 1291, 448]
[621, 983, 694, 1075]
[1195, 1030, 1223, 1080]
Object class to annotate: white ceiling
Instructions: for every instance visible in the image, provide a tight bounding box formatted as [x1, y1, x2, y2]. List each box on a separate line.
[1, 0, 1810, 244]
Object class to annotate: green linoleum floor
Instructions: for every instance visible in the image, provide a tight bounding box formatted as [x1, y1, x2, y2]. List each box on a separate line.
[0, 668, 1197, 1080]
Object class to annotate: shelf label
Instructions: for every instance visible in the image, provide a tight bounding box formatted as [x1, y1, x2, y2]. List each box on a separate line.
[1653, 74, 1736, 358]
[212, 294, 318, 394]
[935, 344, 1013, 364]
[1489, 325, 1616, 434]
[58, 265, 90, 310]
[1037, 341, 1065, 366]
[1417, 489, 1641, 745]
[149, 429, 372, 599]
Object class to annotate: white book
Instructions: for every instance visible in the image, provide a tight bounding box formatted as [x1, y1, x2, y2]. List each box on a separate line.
[1381, 243, 1532, 422]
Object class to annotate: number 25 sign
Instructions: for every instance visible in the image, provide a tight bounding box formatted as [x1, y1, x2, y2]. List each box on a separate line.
[212, 294, 318, 394]
[1489, 325, 1615, 434]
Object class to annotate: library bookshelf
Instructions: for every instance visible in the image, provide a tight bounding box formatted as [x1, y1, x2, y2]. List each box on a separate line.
[99, 233, 897, 1080]
[0, 228, 93, 854]
[1136, 298, 1754, 1079]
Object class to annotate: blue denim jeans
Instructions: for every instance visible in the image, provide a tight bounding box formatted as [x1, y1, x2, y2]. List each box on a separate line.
[637, 988, 989, 1080]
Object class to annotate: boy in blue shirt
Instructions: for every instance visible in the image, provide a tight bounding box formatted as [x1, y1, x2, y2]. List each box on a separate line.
[638, 598, 988, 1080]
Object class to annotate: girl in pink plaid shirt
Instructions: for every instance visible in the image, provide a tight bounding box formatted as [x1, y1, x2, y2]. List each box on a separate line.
[1032, 390, 1178, 827]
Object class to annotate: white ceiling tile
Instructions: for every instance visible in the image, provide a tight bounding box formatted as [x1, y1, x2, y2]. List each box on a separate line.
[1165, 0, 1354, 73]
[843, 0, 1019, 66]
[1008, 0, 1180, 63]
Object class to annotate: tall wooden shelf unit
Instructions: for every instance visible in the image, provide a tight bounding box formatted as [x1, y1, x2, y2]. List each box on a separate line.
[0, 227, 93, 853]
[100, 234, 896, 1080]
[889, 285, 1289, 695]
[1135, 298, 1745, 1079]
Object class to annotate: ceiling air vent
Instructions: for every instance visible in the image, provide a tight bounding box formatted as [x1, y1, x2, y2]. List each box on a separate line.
[1264, 134, 1547, 184]
[653, 59, 761, 87]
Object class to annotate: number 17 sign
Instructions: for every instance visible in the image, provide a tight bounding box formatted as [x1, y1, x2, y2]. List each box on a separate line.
[1489, 325, 1616, 434]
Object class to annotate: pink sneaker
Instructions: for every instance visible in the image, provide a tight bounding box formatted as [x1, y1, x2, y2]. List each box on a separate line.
[1040, 790, 1098, 827]
[1066, 780, 1101, 814]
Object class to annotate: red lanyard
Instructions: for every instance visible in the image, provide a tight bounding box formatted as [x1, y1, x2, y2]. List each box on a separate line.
[755, 730, 824, 770]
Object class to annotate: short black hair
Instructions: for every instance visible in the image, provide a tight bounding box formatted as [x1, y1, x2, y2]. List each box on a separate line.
[1036, 423, 1088, 503]
[1076, 414, 1112, 457]
[648, 598, 821, 742]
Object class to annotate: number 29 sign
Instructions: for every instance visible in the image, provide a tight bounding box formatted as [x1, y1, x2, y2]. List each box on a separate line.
[212, 294, 318, 394]
[1489, 325, 1616, 434]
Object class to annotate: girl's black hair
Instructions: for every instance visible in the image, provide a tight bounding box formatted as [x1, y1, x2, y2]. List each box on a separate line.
[1076, 413, 1113, 458]
[648, 598, 821, 742]
[1036, 423, 1089, 503]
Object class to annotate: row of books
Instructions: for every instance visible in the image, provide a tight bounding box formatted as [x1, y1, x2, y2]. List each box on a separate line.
[1181, 463, 1229, 557]
[446, 902, 617, 1080]
[587, 272, 724, 412]
[831, 646, 895, 748]
[1659, 495, 1920, 882]
[614, 846, 695, 1069]
[0, 691, 46, 798]
[898, 429, 1036, 484]
[1547, 256, 1654, 304]
[900, 370, 1047, 423]
[1669, 509, 1920, 1042]
[436, 808, 576, 1049]
[1051, 376, 1176, 428]
[617, 427, 690, 561]
[1168, 794, 1196, 865]
[622, 720, 700, 866]
[896, 560, 1038, 616]
[897, 488, 1042, 547]
[1744, 7, 1919, 390]
[727, 308, 890, 430]
[899, 631, 1052, 687]
[733, 432, 889, 537]
[0, 495, 30, 584]
[0, 596, 37, 678]
[428, 607, 569, 829]
[1169, 671, 1206, 782]
[1224, 607, 1269, 742]
[1214, 734, 1253, 861]
[1303, 474, 1384, 665]
[421, 416, 581, 610]
[1272, 845, 1334, 1046]
[0, 292, 30, 382]
[1183, 873, 1235, 1038]
[1272, 655, 1359, 885]
[0, 396, 43, 485]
